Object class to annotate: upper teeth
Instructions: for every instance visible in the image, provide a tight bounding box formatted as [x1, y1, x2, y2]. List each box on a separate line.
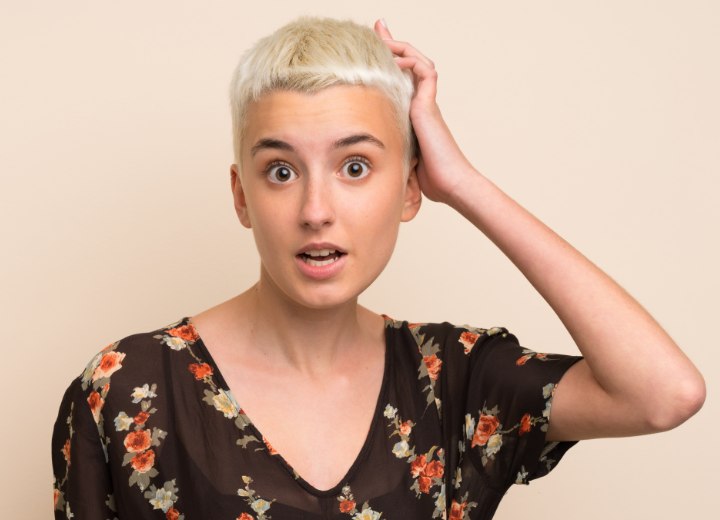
[305, 249, 336, 257]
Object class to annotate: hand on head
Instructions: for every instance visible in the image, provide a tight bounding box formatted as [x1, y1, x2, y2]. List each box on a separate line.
[372, 19, 477, 205]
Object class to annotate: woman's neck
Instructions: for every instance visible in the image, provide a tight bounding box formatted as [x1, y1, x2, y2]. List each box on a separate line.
[229, 280, 383, 377]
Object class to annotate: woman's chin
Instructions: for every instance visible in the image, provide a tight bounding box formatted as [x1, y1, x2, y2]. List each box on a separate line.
[287, 288, 361, 312]
[256, 260, 383, 313]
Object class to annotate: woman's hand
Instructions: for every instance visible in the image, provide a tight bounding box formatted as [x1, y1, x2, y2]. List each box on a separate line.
[373, 19, 476, 205]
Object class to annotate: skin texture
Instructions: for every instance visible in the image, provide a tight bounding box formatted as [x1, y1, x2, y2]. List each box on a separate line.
[191, 18, 705, 490]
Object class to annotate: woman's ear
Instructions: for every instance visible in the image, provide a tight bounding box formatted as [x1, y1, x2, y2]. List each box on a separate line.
[401, 156, 422, 222]
[230, 164, 252, 228]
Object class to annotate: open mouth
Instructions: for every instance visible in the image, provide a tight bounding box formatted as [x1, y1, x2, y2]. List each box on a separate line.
[297, 249, 346, 267]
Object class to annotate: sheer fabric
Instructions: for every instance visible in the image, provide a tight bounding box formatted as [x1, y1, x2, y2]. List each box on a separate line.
[52, 316, 582, 519]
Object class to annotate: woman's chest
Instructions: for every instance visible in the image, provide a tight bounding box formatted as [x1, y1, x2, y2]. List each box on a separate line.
[149, 369, 449, 519]
[221, 360, 386, 492]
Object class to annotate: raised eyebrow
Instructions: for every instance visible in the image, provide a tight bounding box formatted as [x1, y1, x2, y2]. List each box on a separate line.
[250, 138, 294, 157]
[332, 133, 385, 151]
[250, 133, 385, 157]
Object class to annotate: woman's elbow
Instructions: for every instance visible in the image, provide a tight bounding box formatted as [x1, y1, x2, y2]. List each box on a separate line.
[645, 371, 706, 432]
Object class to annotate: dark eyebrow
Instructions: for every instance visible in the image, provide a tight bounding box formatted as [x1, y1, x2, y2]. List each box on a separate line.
[250, 133, 385, 157]
[333, 133, 385, 150]
[250, 138, 294, 157]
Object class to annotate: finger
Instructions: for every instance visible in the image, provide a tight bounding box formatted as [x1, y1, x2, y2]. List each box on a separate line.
[373, 18, 394, 40]
[393, 56, 438, 101]
[372, 20, 435, 69]
[382, 39, 435, 69]
[394, 56, 438, 81]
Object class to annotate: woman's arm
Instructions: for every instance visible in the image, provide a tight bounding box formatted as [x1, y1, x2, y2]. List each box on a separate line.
[374, 19, 705, 441]
[52, 378, 117, 519]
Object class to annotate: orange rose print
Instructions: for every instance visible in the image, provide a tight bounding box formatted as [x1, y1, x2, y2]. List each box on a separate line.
[459, 331, 480, 354]
[61, 439, 71, 463]
[449, 499, 467, 520]
[516, 354, 531, 366]
[92, 351, 126, 381]
[237, 514, 253, 520]
[168, 325, 199, 342]
[87, 391, 105, 423]
[519, 413, 532, 435]
[423, 354, 442, 381]
[424, 460, 445, 478]
[517, 352, 547, 365]
[417, 475, 431, 493]
[166, 508, 180, 520]
[339, 499, 356, 513]
[188, 362, 213, 380]
[425, 460, 443, 478]
[53, 488, 59, 508]
[134, 411, 150, 425]
[124, 430, 152, 453]
[399, 420, 413, 436]
[471, 414, 499, 448]
[410, 454, 427, 477]
[130, 449, 155, 473]
[410, 453, 444, 494]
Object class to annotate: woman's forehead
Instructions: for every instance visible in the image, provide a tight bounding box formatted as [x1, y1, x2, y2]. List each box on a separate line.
[243, 85, 402, 153]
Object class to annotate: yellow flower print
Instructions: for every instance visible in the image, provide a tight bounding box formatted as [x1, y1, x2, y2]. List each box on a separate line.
[162, 336, 188, 351]
[486, 434, 503, 457]
[237, 475, 274, 519]
[114, 411, 133, 431]
[212, 389, 238, 419]
[131, 384, 157, 403]
[392, 440, 411, 458]
[464, 414, 475, 441]
[251, 498, 271, 515]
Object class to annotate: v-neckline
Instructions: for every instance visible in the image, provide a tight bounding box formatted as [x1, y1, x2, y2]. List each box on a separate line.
[185, 315, 394, 497]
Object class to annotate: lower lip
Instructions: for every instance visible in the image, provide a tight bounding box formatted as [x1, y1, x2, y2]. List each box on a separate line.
[294, 254, 347, 280]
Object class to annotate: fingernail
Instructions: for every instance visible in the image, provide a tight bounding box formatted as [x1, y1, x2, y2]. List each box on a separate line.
[380, 18, 388, 29]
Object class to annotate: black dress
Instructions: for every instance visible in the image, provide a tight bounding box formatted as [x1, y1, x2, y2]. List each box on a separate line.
[52, 315, 582, 519]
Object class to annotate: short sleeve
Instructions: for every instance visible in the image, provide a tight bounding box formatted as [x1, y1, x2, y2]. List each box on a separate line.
[463, 329, 582, 489]
[52, 377, 117, 519]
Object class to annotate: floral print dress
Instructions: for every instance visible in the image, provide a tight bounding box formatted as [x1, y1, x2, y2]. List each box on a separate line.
[52, 316, 582, 519]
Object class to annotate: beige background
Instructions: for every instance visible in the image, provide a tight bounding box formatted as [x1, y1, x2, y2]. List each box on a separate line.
[1, 0, 718, 518]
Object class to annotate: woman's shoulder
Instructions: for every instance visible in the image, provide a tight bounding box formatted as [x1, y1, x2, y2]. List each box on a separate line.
[383, 313, 513, 354]
[381, 314, 522, 394]
[64, 317, 200, 401]
[56, 317, 205, 429]
[77, 317, 195, 374]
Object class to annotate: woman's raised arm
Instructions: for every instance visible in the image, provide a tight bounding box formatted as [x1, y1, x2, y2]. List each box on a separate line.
[374, 19, 705, 441]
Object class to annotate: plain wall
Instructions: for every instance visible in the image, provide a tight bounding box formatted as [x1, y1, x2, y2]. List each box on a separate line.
[1, 0, 718, 517]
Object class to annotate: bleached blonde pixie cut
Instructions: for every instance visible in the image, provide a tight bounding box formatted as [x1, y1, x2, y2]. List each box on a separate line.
[229, 16, 418, 173]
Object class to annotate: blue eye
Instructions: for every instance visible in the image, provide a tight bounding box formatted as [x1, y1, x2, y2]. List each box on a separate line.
[266, 162, 297, 184]
[342, 157, 371, 179]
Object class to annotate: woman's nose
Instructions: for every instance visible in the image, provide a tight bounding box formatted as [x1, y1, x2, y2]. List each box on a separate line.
[298, 176, 335, 229]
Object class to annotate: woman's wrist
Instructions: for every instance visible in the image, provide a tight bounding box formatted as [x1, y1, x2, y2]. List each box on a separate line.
[443, 165, 490, 215]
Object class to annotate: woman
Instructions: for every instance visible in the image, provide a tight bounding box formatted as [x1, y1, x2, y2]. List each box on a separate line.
[52, 16, 705, 519]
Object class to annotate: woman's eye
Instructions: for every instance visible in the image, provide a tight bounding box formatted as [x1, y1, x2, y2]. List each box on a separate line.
[342, 158, 370, 179]
[266, 163, 297, 184]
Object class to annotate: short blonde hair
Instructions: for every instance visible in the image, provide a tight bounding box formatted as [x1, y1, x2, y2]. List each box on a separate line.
[229, 16, 417, 172]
